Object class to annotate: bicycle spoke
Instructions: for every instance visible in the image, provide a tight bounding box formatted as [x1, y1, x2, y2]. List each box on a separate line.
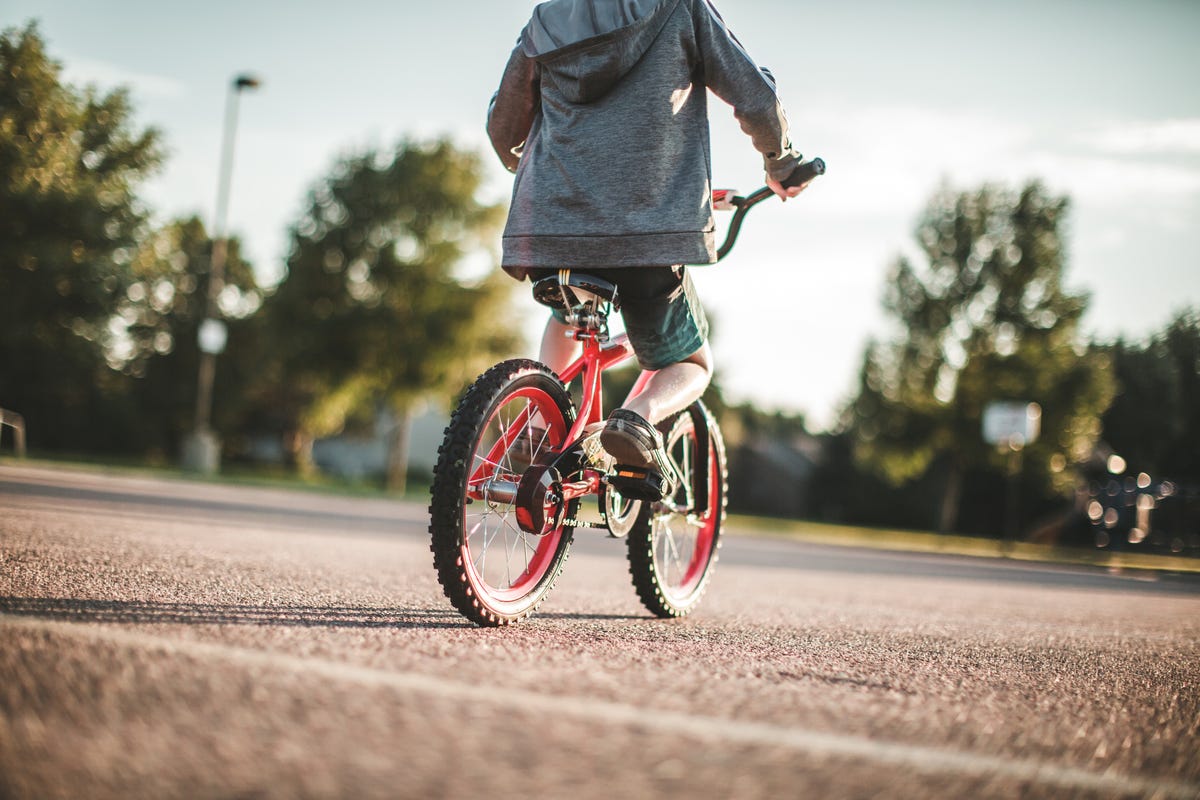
[655, 523, 670, 584]
[507, 510, 528, 558]
[507, 525, 534, 586]
[530, 411, 550, 458]
[467, 486, 542, 592]
[477, 520, 491, 579]
[653, 491, 706, 590]
[496, 403, 514, 473]
[501, 515, 513, 588]
[471, 399, 558, 590]
[466, 513, 488, 542]
[475, 514, 500, 579]
[672, 434, 693, 508]
[472, 453, 505, 474]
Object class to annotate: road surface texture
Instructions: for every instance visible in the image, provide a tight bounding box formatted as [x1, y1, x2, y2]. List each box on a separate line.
[2, 463, 1198, 799]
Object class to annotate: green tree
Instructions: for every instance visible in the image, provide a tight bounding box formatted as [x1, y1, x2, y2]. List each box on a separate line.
[122, 216, 262, 457]
[848, 182, 1114, 533]
[1099, 310, 1200, 481]
[261, 138, 517, 490]
[0, 22, 163, 452]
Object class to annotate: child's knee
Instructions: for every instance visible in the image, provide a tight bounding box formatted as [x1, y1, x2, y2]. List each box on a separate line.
[683, 342, 713, 378]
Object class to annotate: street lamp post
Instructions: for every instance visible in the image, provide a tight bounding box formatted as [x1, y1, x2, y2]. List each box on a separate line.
[183, 73, 261, 474]
[982, 401, 1042, 551]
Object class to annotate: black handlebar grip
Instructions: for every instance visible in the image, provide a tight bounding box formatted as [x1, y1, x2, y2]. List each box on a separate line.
[782, 157, 826, 188]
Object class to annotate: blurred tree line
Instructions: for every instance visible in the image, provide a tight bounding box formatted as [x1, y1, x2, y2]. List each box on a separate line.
[0, 23, 515, 484]
[2, 22, 164, 453]
[740, 183, 1198, 540]
[838, 182, 1115, 534]
[258, 140, 517, 490]
[2, 23, 1196, 540]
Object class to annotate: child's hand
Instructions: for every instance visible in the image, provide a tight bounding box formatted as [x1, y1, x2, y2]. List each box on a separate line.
[767, 174, 809, 202]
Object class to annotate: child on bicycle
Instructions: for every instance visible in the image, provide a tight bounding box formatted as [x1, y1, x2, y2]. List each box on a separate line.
[488, 0, 809, 471]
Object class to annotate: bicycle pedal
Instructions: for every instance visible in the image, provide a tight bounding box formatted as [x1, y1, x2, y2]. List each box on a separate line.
[607, 465, 669, 502]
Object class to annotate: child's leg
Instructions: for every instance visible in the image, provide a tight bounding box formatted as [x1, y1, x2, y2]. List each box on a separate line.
[613, 265, 711, 425]
[539, 315, 579, 376]
[600, 266, 711, 471]
[622, 342, 712, 424]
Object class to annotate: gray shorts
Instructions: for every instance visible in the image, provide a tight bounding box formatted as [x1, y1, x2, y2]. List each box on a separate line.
[536, 266, 709, 371]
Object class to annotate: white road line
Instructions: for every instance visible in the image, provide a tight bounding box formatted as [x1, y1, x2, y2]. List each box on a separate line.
[4, 614, 1197, 799]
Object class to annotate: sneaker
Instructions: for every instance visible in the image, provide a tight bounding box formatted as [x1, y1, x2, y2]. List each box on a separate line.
[600, 409, 663, 468]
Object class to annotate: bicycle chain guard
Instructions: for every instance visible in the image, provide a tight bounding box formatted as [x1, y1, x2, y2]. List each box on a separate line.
[515, 446, 586, 535]
[515, 463, 564, 536]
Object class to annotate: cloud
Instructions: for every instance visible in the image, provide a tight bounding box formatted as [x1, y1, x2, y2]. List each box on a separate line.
[60, 57, 184, 98]
[792, 104, 1035, 216]
[1083, 119, 1200, 156]
[1022, 150, 1200, 202]
[791, 104, 1200, 220]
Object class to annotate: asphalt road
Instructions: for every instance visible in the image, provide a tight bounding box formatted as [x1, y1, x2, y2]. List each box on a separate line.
[2, 463, 1198, 799]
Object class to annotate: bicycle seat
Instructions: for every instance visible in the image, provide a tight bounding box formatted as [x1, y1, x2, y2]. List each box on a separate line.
[532, 270, 621, 313]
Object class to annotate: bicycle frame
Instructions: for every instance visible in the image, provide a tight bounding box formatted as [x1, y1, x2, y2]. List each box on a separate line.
[558, 332, 643, 438]
[543, 326, 647, 506]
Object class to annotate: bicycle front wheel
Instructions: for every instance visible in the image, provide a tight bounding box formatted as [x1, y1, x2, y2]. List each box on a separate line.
[429, 359, 576, 626]
[627, 402, 726, 618]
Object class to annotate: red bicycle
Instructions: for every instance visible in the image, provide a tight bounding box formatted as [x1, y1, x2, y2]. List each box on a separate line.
[429, 159, 824, 626]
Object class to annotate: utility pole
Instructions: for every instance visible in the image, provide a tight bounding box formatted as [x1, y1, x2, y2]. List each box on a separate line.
[183, 73, 261, 473]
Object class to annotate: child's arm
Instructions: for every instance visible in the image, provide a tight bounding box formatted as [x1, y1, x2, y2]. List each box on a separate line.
[689, 0, 801, 183]
[487, 36, 541, 173]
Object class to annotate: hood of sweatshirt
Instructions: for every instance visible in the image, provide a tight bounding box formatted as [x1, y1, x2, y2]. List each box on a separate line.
[522, 0, 681, 103]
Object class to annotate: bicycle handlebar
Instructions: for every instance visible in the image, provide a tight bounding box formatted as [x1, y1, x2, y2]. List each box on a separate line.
[714, 157, 825, 261]
[784, 156, 826, 188]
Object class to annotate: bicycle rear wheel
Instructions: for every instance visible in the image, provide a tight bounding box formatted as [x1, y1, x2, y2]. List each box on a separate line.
[626, 402, 726, 618]
[429, 359, 576, 626]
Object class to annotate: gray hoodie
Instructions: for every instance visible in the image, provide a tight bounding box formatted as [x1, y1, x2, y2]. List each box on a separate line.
[488, 0, 800, 277]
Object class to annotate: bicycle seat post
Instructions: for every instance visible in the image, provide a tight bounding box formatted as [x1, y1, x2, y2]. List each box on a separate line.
[532, 270, 627, 438]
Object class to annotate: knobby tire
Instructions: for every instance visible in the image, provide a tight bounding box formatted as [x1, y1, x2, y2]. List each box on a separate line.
[626, 402, 727, 618]
[429, 359, 576, 626]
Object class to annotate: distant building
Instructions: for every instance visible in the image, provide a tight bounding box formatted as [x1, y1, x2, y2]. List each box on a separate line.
[728, 433, 823, 518]
[312, 407, 449, 481]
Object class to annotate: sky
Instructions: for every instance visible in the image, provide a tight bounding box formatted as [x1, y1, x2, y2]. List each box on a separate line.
[7, 0, 1199, 431]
